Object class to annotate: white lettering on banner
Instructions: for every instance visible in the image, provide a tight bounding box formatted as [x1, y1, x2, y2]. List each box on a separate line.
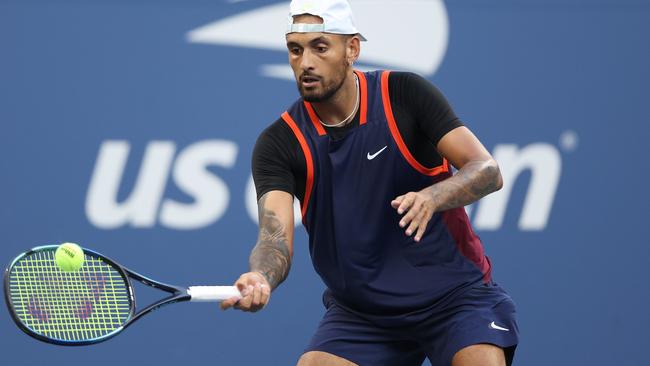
[86, 139, 568, 231]
[473, 143, 562, 231]
[85, 140, 236, 230]
[160, 140, 237, 230]
[86, 141, 175, 229]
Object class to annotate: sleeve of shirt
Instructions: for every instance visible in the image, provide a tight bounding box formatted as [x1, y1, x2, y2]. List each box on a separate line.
[251, 119, 297, 201]
[390, 71, 464, 146]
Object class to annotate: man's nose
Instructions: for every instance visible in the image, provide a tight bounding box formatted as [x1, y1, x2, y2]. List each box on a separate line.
[300, 49, 316, 71]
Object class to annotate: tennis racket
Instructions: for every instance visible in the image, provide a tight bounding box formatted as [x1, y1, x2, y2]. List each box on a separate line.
[3, 245, 240, 346]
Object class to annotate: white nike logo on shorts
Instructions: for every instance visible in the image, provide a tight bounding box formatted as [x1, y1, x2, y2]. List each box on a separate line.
[489, 321, 510, 332]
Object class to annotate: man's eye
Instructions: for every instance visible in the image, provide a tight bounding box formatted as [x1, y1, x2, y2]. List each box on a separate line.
[316, 47, 327, 53]
[290, 48, 301, 55]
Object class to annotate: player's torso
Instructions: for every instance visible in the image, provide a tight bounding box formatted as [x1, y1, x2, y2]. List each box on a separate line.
[281, 70, 490, 317]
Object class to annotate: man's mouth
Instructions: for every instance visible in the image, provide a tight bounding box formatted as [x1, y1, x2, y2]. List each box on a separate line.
[301, 75, 320, 88]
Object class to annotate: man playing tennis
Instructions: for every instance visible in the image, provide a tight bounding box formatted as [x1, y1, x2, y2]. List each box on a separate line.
[221, 1, 519, 365]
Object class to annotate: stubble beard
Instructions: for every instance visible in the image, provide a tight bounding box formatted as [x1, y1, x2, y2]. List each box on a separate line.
[297, 61, 349, 103]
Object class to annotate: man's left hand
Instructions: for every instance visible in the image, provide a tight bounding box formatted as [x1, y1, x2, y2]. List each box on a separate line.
[391, 187, 436, 242]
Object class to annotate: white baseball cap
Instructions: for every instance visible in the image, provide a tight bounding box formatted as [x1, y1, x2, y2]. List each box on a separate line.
[286, 0, 367, 41]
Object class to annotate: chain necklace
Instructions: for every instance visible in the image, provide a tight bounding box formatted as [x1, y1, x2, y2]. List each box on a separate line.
[319, 73, 359, 128]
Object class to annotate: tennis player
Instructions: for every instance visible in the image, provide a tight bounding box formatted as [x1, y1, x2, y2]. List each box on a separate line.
[221, 1, 520, 365]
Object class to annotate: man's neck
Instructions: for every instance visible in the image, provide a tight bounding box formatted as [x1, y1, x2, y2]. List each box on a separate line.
[311, 71, 358, 127]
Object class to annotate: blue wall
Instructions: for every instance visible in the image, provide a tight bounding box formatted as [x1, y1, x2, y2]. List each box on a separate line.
[1, 0, 648, 364]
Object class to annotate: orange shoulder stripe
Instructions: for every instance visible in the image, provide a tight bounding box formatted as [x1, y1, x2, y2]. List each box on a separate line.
[380, 70, 449, 176]
[354, 70, 368, 125]
[281, 111, 315, 219]
[303, 102, 327, 136]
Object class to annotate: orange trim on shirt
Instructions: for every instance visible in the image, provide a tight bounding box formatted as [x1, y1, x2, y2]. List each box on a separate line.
[354, 70, 368, 125]
[281, 111, 315, 219]
[380, 70, 450, 177]
[303, 102, 327, 136]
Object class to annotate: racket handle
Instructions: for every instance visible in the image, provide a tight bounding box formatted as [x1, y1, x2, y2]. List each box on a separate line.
[188, 286, 241, 302]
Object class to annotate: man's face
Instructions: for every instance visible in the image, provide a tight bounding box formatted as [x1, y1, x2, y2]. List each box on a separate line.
[286, 15, 350, 102]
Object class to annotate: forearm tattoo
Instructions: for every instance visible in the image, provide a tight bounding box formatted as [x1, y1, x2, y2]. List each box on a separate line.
[430, 159, 502, 211]
[249, 195, 292, 290]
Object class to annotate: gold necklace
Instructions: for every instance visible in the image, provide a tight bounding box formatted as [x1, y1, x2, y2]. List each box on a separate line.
[319, 73, 359, 128]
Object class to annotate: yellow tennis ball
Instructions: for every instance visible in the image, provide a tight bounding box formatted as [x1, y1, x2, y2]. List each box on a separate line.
[55, 242, 85, 272]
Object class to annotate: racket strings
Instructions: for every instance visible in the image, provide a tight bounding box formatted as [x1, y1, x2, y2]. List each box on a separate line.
[7, 250, 131, 342]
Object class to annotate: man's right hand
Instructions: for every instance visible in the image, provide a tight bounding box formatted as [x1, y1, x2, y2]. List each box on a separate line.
[220, 271, 271, 312]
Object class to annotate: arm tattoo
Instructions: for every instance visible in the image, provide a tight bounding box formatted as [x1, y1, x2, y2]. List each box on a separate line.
[429, 159, 502, 211]
[249, 195, 292, 290]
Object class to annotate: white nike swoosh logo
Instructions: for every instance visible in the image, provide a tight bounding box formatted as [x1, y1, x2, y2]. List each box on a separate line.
[489, 321, 510, 332]
[367, 146, 388, 160]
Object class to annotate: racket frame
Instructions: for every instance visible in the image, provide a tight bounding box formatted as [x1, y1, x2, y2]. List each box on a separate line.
[3, 245, 193, 346]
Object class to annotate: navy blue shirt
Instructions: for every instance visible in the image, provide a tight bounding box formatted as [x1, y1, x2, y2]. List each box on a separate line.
[254, 71, 489, 318]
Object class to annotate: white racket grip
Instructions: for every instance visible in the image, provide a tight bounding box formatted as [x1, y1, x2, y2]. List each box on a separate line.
[188, 286, 241, 302]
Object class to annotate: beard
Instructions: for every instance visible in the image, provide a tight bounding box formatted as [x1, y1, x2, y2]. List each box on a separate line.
[296, 60, 349, 103]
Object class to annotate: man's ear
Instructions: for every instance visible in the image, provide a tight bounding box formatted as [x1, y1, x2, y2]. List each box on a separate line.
[346, 35, 361, 66]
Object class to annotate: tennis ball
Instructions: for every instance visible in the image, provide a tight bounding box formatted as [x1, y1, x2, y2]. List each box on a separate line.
[55, 242, 85, 272]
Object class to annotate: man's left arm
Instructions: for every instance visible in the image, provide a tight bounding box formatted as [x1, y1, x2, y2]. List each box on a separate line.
[391, 126, 502, 242]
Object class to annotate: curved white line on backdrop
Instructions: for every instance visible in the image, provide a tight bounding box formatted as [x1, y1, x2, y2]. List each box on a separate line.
[187, 1, 449, 79]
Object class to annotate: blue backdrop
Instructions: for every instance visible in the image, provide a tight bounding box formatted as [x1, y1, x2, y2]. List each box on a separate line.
[1, 0, 648, 365]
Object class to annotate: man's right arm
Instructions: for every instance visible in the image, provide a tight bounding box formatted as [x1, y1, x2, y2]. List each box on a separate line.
[220, 190, 295, 312]
[250, 190, 294, 290]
